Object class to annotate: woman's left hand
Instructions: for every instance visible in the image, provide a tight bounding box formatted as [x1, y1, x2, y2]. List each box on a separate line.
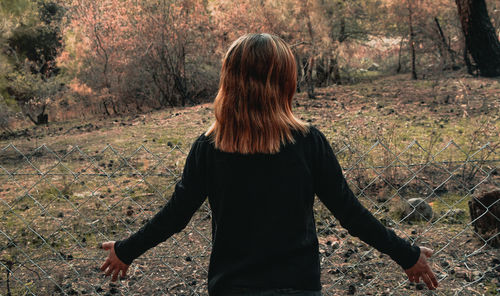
[100, 241, 130, 282]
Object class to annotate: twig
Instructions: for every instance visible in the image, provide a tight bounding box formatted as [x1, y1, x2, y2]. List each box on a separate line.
[290, 41, 312, 48]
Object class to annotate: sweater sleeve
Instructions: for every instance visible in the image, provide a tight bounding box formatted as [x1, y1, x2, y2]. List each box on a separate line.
[113, 135, 208, 265]
[311, 128, 420, 270]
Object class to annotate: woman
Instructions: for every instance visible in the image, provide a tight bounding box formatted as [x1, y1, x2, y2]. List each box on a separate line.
[100, 33, 438, 295]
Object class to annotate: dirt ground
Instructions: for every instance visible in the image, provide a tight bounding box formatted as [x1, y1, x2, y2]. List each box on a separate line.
[1, 73, 499, 295]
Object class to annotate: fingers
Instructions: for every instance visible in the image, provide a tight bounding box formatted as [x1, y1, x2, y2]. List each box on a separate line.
[412, 275, 419, 283]
[421, 247, 434, 258]
[422, 273, 435, 290]
[408, 275, 415, 283]
[105, 264, 114, 277]
[423, 260, 438, 289]
[405, 268, 421, 284]
[112, 267, 120, 282]
[405, 246, 438, 290]
[427, 269, 439, 289]
[410, 269, 438, 290]
[406, 271, 416, 283]
[101, 241, 113, 250]
[100, 259, 110, 272]
[102, 263, 128, 281]
[121, 265, 129, 278]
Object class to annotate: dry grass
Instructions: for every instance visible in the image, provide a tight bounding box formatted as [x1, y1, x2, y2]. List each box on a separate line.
[0, 73, 499, 295]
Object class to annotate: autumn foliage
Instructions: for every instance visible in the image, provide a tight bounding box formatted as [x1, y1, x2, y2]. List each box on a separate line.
[1, 0, 499, 124]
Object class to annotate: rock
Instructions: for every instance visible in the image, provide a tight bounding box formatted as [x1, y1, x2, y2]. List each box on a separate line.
[328, 268, 341, 274]
[485, 271, 496, 279]
[454, 268, 482, 282]
[380, 218, 395, 227]
[347, 284, 356, 295]
[447, 217, 457, 224]
[376, 189, 390, 202]
[455, 269, 468, 280]
[109, 286, 118, 294]
[443, 208, 466, 223]
[469, 190, 500, 248]
[472, 271, 482, 282]
[344, 249, 355, 258]
[331, 241, 340, 250]
[368, 63, 380, 71]
[401, 198, 433, 222]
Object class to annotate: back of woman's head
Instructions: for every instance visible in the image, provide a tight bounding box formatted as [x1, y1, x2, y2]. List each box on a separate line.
[206, 33, 308, 154]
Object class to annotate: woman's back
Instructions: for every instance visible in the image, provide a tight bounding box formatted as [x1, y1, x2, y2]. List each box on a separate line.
[204, 127, 320, 294]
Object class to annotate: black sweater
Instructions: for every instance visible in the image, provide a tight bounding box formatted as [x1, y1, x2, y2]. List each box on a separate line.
[114, 126, 420, 295]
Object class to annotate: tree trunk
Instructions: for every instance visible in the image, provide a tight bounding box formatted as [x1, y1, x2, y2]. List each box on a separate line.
[305, 55, 315, 99]
[103, 100, 111, 116]
[315, 57, 327, 87]
[330, 57, 341, 84]
[26, 104, 48, 125]
[397, 36, 404, 73]
[463, 44, 475, 75]
[305, 4, 316, 99]
[338, 16, 346, 42]
[94, 25, 110, 89]
[434, 17, 458, 69]
[295, 53, 303, 93]
[408, 1, 417, 80]
[469, 190, 500, 248]
[455, 0, 500, 77]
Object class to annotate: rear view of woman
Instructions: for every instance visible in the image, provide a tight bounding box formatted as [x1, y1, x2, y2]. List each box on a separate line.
[100, 33, 438, 295]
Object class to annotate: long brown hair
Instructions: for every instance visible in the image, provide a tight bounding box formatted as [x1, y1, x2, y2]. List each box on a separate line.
[206, 33, 309, 154]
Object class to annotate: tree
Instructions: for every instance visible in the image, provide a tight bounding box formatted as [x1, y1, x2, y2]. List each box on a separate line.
[297, 0, 318, 99]
[0, 0, 66, 125]
[434, 17, 458, 70]
[455, 0, 500, 77]
[138, 0, 216, 107]
[407, 0, 418, 79]
[65, 0, 219, 110]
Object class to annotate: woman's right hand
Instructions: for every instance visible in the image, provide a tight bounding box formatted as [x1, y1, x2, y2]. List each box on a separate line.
[404, 246, 438, 290]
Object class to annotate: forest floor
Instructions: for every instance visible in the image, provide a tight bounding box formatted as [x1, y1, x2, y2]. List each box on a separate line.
[1, 72, 499, 153]
[0, 72, 499, 296]
[0, 73, 500, 149]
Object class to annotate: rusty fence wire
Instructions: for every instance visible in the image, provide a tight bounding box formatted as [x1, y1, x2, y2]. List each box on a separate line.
[0, 139, 499, 295]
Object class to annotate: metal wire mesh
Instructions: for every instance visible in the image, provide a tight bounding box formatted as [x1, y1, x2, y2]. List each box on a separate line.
[0, 139, 498, 295]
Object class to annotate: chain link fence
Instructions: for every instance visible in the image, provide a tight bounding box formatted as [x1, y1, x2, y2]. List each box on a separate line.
[0, 138, 499, 295]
